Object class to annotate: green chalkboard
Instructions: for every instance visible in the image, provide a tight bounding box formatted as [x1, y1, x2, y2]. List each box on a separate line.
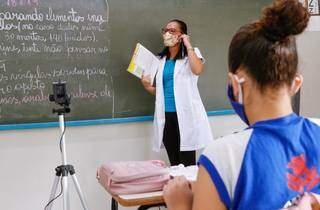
[0, 0, 271, 125]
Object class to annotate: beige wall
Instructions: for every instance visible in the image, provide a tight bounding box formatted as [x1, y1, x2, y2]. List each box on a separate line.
[297, 28, 320, 118]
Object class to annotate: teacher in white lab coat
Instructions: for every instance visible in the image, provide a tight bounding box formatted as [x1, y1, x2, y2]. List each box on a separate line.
[141, 19, 213, 166]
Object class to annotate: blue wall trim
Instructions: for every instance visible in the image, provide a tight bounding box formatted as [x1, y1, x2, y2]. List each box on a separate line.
[0, 109, 235, 131]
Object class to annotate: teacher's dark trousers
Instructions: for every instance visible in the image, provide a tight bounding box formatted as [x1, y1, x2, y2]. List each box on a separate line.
[163, 112, 196, 166]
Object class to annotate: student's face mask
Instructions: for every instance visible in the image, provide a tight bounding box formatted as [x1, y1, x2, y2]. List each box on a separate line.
[163, 32, 179, 47]
[227, 75, 250, 125]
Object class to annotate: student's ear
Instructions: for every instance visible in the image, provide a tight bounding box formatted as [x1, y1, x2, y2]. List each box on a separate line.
[291, 74, 303, 96]
[228, 72, 239, 100]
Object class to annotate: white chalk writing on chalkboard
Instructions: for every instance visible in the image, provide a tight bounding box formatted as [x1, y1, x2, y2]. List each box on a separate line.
[7, 0, 40, 7]
[0, 0, 117, 124]
[0, 2, 112, 110]
[0, 3, 109, 58]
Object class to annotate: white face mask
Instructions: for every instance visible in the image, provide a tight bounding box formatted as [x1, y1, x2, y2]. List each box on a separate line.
[163, 32, 179, 47]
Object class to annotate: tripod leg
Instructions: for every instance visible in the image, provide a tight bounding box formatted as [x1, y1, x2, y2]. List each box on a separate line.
[62, 176, 70, 210]
[70, 174, 89, 210]
[45, 175, 61, 210]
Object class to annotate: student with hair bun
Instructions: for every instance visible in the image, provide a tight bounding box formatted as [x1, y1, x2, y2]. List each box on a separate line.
[163, 0, 320, 209]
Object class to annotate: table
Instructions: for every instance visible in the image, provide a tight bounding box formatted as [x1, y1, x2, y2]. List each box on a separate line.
[111, 191, 166, 210]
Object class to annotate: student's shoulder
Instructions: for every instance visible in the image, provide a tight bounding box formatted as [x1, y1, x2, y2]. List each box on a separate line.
[202, 128, 254, 158]
[307, 117, 320, 127]
[303, 117, 320, 136]
[198, 129, 254, 203]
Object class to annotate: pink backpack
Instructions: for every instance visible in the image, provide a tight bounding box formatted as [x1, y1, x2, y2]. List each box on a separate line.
[97, 160, 170, 195]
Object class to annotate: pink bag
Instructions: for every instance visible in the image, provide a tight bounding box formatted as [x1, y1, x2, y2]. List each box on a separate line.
[97, 160, 170, 195]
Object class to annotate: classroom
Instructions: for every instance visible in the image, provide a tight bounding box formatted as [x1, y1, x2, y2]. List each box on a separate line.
[1, 0, 320, 209]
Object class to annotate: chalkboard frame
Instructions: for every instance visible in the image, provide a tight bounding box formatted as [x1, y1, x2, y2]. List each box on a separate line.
[0, 109, 235, 131]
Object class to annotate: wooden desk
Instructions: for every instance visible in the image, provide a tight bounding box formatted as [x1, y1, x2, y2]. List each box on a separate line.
[111, 191, 166, 210]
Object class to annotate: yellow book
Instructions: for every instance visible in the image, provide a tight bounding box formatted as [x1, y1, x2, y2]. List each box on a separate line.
[127, 43, 159, 85]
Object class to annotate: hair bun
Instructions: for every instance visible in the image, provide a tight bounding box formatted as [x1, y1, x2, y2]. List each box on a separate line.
[260, 0, 310, 42]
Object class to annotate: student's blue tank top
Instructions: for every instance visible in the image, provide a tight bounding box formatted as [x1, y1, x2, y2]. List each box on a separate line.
[199, 113, 320, 209]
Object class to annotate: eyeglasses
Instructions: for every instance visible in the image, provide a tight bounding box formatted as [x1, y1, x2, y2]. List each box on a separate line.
[161, 28, 181, 34]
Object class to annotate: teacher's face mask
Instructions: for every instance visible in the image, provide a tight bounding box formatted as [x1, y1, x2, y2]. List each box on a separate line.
[227, 75, 250, 125]
[163, 32, 179, 47]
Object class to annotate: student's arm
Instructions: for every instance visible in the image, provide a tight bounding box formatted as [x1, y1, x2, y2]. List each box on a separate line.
[163, 166, 227, 210]
[192, 166, 227, 210]
[141, 74, 155, 95]
[180, 34, 204, 76]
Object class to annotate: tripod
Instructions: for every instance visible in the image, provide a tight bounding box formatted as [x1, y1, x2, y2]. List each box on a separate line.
[45, 108, 89, 210]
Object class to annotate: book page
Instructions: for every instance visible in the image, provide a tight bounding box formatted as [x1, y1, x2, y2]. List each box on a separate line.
[127, 43, 159, 84]
[169, 165, 198, 182]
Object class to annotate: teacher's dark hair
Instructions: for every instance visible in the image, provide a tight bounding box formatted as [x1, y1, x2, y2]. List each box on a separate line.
[228, 0, 309, 90]
[159, 19, 188, 60]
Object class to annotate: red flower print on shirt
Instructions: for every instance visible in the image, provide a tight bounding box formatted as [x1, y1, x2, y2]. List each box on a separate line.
[287, 154, 320, 193]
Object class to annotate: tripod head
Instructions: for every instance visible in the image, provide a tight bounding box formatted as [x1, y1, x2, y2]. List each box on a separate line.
[49, 81, 71, 115]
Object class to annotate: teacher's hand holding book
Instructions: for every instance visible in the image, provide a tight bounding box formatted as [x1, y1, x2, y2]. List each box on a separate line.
[141, 74, 155, 95]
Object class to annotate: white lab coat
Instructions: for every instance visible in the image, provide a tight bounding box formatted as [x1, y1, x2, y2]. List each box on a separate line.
[152, 48, 213, 152]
